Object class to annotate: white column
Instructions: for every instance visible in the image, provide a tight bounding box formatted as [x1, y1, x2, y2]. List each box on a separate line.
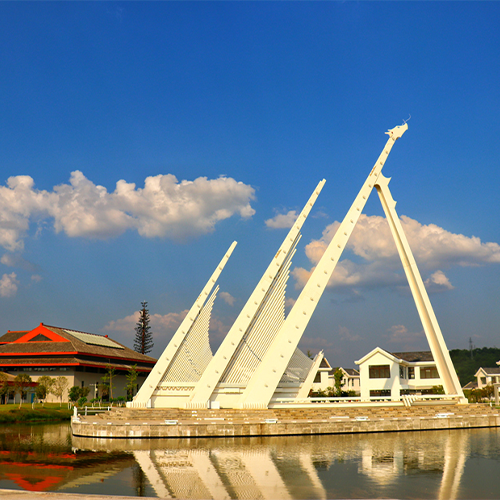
[375, 175, 466, 402]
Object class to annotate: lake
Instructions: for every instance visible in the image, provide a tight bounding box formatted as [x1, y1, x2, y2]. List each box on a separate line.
[0, 422, 499, 499]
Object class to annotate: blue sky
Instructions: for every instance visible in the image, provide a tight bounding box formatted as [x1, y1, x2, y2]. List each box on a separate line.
[1, 2, 499, 367]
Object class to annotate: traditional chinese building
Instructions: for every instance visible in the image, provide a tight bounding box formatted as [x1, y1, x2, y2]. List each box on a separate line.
[0, 323, 156, 403]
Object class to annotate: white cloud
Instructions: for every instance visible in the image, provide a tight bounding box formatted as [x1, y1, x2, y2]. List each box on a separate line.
[220, 291, 235, 306]
[103, 310, 187, 340]
[424, 270, 454, 293]
[265, 210, 298, 229]
[0, 272, 19, 297]
[299, 336, 334, 353]
[384, 324, 424, 346]
[338, 326, 361, 342]
[0, 171, 256, 250]
[1, 253, 37, 271]
[293, 214, 500, 293]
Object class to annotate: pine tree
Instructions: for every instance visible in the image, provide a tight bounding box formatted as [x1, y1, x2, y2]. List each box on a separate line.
[134, 301, 154, 355]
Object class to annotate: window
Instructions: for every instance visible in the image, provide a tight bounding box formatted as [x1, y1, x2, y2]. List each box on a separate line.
[370, 390, 391, 397]
[400, 366, 406, 379]
[481, 377, 487, 385]
[369, 365, 390, 379]
[314, 372, 321, 383]
[420, 367, 439, 379]
[408, 367, 415, 379]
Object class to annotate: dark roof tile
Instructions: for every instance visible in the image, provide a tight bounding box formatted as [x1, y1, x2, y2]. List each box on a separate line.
[390, 351, 434, 362]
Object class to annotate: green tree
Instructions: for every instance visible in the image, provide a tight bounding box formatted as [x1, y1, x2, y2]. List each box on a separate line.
[98, 382, 110, 402]
[432, 385, 445, 395]
[14, 373, 32, 408]
[0, 372, 9, 404]
[35, 383, 47, 403]
[102, 365, 116, 400]
[68, 386, 82, 403]
[449, 347, 500, 385]
[37, 376, 54, 403]
[134, 301, 154, 355]
[50, 376, 69, 406]
[126, 364, 138, 401]
[333, 368, 345, 397]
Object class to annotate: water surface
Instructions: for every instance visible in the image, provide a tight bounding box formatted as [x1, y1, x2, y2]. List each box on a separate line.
[1, 423, 499, 499]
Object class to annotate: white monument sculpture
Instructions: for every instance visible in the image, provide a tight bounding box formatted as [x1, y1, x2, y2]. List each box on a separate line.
[130, 123, 465, 409]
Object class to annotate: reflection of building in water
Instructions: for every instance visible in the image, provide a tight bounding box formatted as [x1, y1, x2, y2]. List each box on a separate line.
[361, 444, 404, 484]
[73, 429, 472, 500]
[357, 431, 469, 500]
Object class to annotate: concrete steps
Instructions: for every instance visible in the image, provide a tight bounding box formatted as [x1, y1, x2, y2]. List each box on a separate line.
[99, 403, 498, 425]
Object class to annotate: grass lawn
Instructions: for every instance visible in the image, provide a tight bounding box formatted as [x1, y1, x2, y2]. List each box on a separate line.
[0, 403, 72, 423]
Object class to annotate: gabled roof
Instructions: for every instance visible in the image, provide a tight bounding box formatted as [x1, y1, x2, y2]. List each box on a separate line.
[390, 351, 434, 363]
[0, 323, 156, 368]
[474, 366, 500, 377]
[329, 367, 360, 377]
[355, 347, 435, 365]
[355, 347, 401, 365]
[343, 368, 360, 377]
[463, 381, 478, 390]
[319, 357, 332, 369]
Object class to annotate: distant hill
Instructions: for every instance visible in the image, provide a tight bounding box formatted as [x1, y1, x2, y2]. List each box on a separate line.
[450, 347, 500, 385]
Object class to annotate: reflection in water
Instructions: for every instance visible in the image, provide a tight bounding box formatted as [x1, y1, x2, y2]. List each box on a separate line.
[1, 423, 499, 499]
[0, 423, 133, 494]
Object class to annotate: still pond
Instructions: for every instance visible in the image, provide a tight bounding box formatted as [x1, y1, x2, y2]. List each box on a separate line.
[0, 422, 499, 499]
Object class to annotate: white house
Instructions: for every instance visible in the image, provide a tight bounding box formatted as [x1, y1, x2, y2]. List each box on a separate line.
[329, 367, 360, 395]
[355, 348, 443, 402]
[311, 361, 360, 395]
[475, 367, 500, 389]
[312, 357, 333, 392]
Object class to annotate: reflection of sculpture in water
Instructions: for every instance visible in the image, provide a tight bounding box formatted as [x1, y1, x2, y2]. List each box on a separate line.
[73, 430, 471, 499]
[132, 444, 327, 500]
[438, 430, 469, 500]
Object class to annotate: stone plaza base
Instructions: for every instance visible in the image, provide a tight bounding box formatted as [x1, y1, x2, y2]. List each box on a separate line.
[71, 403, 500, 440]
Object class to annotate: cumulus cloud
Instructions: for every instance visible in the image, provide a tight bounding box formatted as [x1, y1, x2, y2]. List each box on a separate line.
[0, 171, 256, 250]
[265, 210, 298, 229]
[424, 270, 454, 293]
[338, 326, 361, 342]
[0, 272, 19, 297]
[299, 336, 334, 352]
[103, 308, 232, 353]
[384, 324, 424, 346]
[1, 253, 37, 272]
[292, 214, 500, 293]
[220, 291, 235, 306]
[103, 310, 187, 340]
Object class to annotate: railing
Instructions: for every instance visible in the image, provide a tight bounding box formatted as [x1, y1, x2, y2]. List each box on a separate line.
[271, 393, 462, 408]
[73, 405, 113, 419]
[272, 396, 362, 406]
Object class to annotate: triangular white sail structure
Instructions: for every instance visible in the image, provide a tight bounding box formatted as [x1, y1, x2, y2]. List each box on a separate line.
[130, 241, 237, 408]
[134, 123, 465, 409]
[186, 179, 325, 408]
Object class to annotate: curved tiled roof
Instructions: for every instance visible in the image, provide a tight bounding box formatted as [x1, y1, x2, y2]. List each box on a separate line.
[0, 324, 156, 369]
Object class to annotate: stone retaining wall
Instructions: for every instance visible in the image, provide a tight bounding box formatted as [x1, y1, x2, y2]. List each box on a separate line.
[72, 406, 500, 439]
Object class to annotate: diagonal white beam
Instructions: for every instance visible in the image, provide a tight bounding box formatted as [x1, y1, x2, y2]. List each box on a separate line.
[187, 179, 326, 408]
[375, 174, 466, 401]
[239, 124, 408, 408]
[130, 241, 237, 407]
